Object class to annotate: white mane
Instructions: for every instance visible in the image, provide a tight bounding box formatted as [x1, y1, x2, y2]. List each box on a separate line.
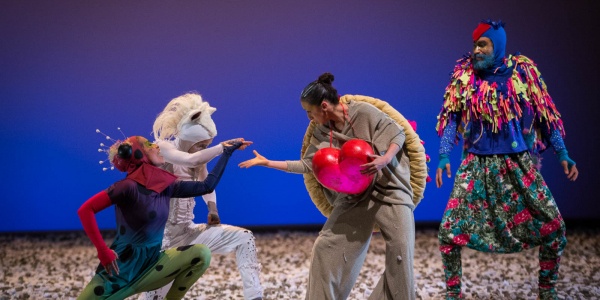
[153, 92, 217, 141]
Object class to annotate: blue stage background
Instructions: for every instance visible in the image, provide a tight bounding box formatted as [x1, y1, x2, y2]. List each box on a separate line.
[1, 0, 598, 232]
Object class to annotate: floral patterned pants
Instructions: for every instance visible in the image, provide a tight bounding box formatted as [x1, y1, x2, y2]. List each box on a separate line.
[438, 152, 566, 300]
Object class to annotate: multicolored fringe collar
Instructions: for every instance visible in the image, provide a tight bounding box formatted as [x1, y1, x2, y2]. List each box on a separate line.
[436, 54, 564, 137]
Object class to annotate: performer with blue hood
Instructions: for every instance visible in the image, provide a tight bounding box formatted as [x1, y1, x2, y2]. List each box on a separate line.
[435, 20, 579, 300]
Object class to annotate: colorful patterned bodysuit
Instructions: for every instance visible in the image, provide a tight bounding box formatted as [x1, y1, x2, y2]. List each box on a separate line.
[78, 144, 238, 299]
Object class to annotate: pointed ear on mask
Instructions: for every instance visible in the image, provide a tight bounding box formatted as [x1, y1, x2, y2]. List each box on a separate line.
[208, 107, 216, 115]
[191, 111, 202, 121]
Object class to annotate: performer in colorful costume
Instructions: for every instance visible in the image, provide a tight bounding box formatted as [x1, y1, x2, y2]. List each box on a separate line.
[240, 73, 428, 300]
[140, 93, 263, 300]
[77, 134, 243, 299]
[435, 20, 579, 300]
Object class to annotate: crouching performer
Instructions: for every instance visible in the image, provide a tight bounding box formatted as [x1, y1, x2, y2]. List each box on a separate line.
[77, 134, 242, 299]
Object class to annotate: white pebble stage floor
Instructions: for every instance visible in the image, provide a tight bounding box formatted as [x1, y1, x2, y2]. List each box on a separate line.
[1, 230, 598, 300]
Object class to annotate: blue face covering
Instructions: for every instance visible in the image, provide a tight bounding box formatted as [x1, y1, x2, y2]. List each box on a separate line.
[473, 20, 509, 77]
[473, 53, 494, 71]
[480, 21, 506, 69]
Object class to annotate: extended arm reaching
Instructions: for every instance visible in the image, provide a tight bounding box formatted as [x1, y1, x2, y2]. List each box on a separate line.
[238, 150, 292, 172]
[156, 140, 223, 168]
[172, 141, 243, 198]
[286, 157, 312, 174]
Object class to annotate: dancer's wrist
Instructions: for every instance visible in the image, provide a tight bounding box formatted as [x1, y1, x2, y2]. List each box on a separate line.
[380, 152, 393, 165]
[556, 149, 575, 169]
[97, 245, 116, 266]
[438, 154, 450, 170]
[207, 213, 220, 225]
[207, 201, 219, 215]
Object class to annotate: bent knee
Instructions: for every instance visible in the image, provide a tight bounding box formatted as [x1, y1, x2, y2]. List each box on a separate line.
[191, 244, 211, 257]
[189, 244, 211, 267]
[229, 226, 254, 238]
[240, 229, 255, 241]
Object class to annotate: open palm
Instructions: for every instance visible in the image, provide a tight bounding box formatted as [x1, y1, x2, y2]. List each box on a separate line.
[239, 150, 268, 168]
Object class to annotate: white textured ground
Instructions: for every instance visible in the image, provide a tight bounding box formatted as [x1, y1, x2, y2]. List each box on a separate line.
[1, 230, 599, 300]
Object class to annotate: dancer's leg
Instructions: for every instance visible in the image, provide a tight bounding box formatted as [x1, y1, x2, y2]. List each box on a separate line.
[439, 244, 462, 300]
[305, 199, 377, 300]
[368, 204, 415, 300]
[194, 225, 262, 299]
[141, 224, 263, 300]
[79, 244, 210, 300]
[222, 226, 263, 300]
[537, 231, 567, 300]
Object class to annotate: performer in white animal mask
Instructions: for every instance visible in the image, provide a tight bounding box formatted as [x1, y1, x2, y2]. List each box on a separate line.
[140, 92, 263, 300]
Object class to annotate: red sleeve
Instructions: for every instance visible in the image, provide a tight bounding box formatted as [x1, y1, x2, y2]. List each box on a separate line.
[77, 191, 116, 266]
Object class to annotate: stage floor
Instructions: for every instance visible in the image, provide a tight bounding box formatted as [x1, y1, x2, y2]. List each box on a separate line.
[0, 230, 598, 300]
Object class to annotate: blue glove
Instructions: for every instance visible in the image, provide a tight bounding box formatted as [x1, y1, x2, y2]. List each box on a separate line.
[556, 149, 576, 169]
[438, 154, 451, 171]
[223, 140, 244, 155]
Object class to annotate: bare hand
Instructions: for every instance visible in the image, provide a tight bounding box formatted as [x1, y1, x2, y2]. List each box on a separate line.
[207, 213, 221, 225]
[436, 164, 451, 188]
[561, 161, 578, 181]
[105, 250, 119, 277]
[359, 154, 388, 176]
[222, 138, 253, 150]
[238, 150, 269, 168]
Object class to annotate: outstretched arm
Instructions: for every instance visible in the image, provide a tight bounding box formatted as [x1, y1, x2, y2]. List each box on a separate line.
[77, 191, 119, 276]
[238, 150, 294, 171]
[156, 140, 223, 168]
[172, 141, 243, 198]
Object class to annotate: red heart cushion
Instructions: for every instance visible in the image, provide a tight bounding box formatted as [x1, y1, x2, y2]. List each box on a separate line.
[312, 139, 374, 194]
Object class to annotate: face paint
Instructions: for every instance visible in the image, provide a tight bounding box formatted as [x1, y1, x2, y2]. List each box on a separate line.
[138, 137, 164, 167]
[143, 139, 155, 148]
[473, 53, 495, 71]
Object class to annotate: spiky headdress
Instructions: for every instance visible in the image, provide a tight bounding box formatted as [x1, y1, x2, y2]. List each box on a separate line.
[481, 19, 505, 29]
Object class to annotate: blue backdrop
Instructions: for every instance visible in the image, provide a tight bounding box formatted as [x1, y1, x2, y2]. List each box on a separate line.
[1, 0, 598, 232]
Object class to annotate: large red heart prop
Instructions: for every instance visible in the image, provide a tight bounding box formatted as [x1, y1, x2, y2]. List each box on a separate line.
[312, 139, 375, 194]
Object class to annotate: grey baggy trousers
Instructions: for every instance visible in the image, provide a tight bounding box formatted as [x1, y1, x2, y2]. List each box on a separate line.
[305, 198, 415, 300]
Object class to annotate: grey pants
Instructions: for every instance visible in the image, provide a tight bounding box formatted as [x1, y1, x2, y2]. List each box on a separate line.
[306, 198, 415, 300]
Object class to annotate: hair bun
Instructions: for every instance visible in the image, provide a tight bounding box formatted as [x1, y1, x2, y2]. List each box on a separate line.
[317, 72, 334, 85]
